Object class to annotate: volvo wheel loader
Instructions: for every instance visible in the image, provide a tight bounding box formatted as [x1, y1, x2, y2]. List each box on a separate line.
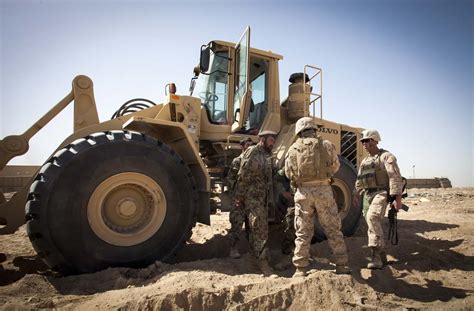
[0, 27, 364, 274]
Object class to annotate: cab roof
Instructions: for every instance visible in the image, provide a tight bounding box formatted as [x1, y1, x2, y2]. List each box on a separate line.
[212, 40, 283, 60]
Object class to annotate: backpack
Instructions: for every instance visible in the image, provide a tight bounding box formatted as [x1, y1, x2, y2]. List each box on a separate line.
[291, 137, 331, 183]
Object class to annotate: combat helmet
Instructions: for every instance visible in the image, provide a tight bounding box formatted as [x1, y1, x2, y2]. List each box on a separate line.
[295, 117, 317, 135]
[360, 129, 381, 142]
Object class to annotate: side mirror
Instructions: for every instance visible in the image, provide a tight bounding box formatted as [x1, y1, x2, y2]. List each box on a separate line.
[193, 65, 200, 77]
[200, 45, 211, 73]
[233, 108, 240, 123]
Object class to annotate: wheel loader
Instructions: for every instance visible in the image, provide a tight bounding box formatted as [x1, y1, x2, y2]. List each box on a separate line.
[0, 27, 364, 274]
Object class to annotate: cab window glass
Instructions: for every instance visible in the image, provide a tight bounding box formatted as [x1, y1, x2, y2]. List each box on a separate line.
[248, 72, 266, 130]
[234, 33, 249, 123]
[192, 51, 229, 124]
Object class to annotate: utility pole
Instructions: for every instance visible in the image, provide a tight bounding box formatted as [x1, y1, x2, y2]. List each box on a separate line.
[412, 165, 416, 178]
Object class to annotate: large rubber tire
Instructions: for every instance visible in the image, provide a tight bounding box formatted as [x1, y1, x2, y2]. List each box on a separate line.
[314, 157, 362, 240]
[26, 131, 199, 274]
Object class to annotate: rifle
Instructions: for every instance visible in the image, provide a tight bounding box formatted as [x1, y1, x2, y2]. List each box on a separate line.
[389, 201, 410, 212]
[387, 177, 408, 245]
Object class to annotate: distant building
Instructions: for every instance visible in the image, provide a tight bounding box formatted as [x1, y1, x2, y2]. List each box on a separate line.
[406, 178, 452, 189]
[0, 165, 39, 193]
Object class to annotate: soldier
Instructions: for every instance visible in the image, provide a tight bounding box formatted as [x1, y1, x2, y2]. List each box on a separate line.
[285, 117, 350, 277]
[270, 167, 296, 272]
[353, 129, 404, 269]
[233, 130, 277, 276]
[274, 168, 295, 256]
[228, 137, 253, 258]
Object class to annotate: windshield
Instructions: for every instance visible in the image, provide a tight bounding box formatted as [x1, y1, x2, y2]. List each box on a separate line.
[192, 51, 229, 124]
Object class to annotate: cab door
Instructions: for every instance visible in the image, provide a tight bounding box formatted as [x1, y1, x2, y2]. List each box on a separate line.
[232, 27, 251, 132]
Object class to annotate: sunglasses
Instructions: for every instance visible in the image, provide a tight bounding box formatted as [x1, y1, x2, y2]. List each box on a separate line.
[361, 139, 372, 143]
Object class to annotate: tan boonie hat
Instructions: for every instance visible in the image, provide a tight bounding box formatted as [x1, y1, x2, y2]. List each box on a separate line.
[258, 130, 278, 137]
[360, 129, 381, 142]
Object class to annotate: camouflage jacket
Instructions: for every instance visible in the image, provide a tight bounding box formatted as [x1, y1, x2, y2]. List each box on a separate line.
[234, 144, 273, 201]
[355, 149, 404, 196]
[227, 153, 243, 191]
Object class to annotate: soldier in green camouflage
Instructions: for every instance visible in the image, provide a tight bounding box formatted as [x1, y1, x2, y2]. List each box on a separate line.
[273, 168, 295, 255]
[228, 137, 253, 258]
[233, 130, 277, 276]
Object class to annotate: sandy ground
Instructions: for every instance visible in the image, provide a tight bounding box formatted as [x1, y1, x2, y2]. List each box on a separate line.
[0, 188, 473, 310]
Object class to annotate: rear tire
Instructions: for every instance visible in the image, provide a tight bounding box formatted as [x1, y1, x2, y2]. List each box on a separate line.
[314, 157, 361, 240]
[26, 131, 198, 274]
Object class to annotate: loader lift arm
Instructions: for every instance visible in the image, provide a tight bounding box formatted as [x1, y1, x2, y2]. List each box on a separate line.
[0, 75, 100, 233]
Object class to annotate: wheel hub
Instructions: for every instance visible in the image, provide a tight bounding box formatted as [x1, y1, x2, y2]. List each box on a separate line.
[117, 199, 138, 217]
[332, 179, 351, 220]
[87, 172, 167, 246]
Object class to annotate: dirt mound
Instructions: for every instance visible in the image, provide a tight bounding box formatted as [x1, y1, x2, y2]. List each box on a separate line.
[1, 188, 473, 309]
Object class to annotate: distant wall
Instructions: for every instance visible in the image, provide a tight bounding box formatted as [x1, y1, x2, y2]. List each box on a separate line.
[0, 165, 40, 193]
[406, 178, 452, 189]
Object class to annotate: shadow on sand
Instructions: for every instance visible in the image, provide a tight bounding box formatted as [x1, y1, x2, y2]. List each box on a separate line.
[347, 218, 473, 302]
[0, 253, 50, 286]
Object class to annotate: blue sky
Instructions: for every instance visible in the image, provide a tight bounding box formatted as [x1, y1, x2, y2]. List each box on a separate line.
[1, 0, 472, 186]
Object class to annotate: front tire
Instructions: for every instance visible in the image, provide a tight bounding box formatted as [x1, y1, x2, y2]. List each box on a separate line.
[26, 131, 198, 274]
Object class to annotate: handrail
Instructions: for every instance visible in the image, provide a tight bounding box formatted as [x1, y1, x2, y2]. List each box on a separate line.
[304, 65, 323, 119]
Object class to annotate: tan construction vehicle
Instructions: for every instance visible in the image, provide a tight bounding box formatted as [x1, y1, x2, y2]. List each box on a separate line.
[0, 27, 364, 274]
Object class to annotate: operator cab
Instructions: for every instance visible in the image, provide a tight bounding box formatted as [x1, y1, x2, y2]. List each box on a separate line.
[190, 27, 279, 137]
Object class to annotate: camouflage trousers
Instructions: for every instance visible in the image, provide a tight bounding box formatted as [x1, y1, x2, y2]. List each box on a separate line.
[365, 191, 388, 250]
[229, 196, 268, 259]
[229, 202, 247, 247]
[281, 207, 295, 255]
[293, 185, 349, 268]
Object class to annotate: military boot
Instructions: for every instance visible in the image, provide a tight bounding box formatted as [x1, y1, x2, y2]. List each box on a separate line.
[335, 264, 351, 275]
[274, 254, 292, 271]
[380, 250, 388, 266]
[367, 247, 383, 269]
[258, 259, 277, 278]
[292, 266, 308, 278]
[229, 246, 241, 259]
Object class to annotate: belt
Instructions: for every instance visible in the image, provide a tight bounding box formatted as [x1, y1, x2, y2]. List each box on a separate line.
[365, 187, 387, 193]
[298, 179, 330, 187]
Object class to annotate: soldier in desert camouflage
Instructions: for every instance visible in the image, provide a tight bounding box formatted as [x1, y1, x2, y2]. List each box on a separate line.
[353, 129, 404, 269]
[285, 117, 351, 277]
[233, 130, 277, 277]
